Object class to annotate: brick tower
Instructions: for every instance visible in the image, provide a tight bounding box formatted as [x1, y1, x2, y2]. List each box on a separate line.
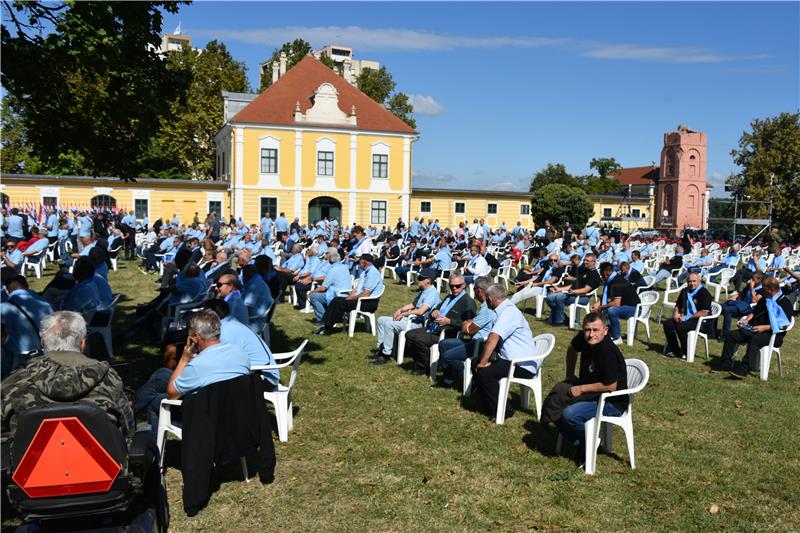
[654, 125, 709, 234]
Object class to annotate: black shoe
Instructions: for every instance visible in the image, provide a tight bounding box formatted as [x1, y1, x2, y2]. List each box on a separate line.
[663, 351, 677, 358]
[370, 357, 390, 366]
[314, 327, 330, 336]
[368, 352, 388, 360]
[729, 367, 749, 380]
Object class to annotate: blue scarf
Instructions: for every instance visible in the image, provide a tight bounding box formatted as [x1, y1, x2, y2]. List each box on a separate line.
[744, 285, 761, 305]
[766, 291, 790, 334]
[601, 272, 618, 305]
[684, 285, 703, 321]
[428, 291, 465, 332]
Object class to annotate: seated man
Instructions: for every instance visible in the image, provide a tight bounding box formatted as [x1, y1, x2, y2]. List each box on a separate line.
[721, 276, 793, 378]
[545, 253, 601, 326]
[677, 248, 713, 284]
[716, 272, 765, 339]
[650, 245, 685, 286]
[315, 253, 383, 336]
[370, 267, 440, 366]
[1, 239, 25, 276]
[629, 250, 646, 274]
[294, 247, 330, 309]
[242, 264, 273, 336]
[169, 263, 209, 305]
[274, 244, 305, 303]
[550, 312, 628, 463]
[60, 257, 101, 315]
[1, 311, 133, 447]
[374, 236, 400, 269]
[618, 260, 645, 288]
[1, 275, 54, 378]
[473, 283, 536, 417]
[21, 227, 50, 261]
[462, 244, 492, 285]
[662, 272, 712, 359]
[308, 251, 351, 324]
[510, 253, 562, 306]
[404, 274, 476, 366]
[394, 240, 424, 283]
[591, 262, 640, 344]
[732, 251, 767, 292]
[438, 276, 496, 387]
[214, 273, 248, 324]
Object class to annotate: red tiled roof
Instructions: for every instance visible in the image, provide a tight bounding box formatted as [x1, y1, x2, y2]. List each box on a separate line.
[611, 166, 659, 185]
[231, 56, 417, 134]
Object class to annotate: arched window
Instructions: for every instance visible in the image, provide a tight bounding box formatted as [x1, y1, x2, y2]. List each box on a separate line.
[91, 195, 117, 209]
[667, 151, 678, 176]
[0, 193, 9, 207]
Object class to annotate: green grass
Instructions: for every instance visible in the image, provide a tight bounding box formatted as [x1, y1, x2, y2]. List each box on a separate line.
[15, 262, 800, 531]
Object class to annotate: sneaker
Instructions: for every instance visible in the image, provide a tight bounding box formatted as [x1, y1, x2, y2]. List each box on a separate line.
[370, 357, 390, 366]
[314, 328, 330, 336]
[663, 351, 677, 358]
[729, 367, 748, 380]
[611, 337, 623, 345]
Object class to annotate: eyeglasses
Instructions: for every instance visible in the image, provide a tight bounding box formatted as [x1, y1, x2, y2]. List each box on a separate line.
[550, 259, 559, 263]
[450, 283, 465, 289]
[218, 281, 233, 286]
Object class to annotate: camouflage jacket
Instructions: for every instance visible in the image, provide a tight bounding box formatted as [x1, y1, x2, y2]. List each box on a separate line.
[1, 350, 134, 445]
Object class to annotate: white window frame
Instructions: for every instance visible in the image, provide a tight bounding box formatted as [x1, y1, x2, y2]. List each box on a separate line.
[420, 201, 431, 214]
[487, 203, 498, 215]
[454, 202, 466, 215]
[520, 204, 530, 216]
[258, 135, 280, 175]
[371, 141, 390, 180]
[370, 200, 387, 225]
[134, 198, 149, 220]
[316, 137, 336, 178]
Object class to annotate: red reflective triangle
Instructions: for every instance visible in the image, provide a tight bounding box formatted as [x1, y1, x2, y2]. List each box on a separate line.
[12, 417, 121, 499]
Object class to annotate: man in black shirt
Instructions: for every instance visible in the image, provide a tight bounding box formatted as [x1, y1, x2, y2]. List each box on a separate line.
[556, 312, 629, 453]
[619, 261, 645, 288]
[591, 262, 640, 344]
[721, 277, 793, 378]
[662, 272, 712, 359]
[545, 253, 602, 326]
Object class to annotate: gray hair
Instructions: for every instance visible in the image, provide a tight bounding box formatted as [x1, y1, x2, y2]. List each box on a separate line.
[449, 274, 465, 286]
[485, 283, 507, 300]
[474, 276, 492, 292]
[40, 311, 86, 352]
[308, 246, 318, 256]
[188, 309, 221, 340]
[328, 250, 341, 263]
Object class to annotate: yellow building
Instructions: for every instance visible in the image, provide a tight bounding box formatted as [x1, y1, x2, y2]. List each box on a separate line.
[214, 56, 417, 227]
[409, 187, 533, 229]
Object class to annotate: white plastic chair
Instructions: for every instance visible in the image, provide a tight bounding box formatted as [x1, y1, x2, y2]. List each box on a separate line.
[87, 294, 122, 358]
[395, 317, 422, 365]
[656, 281, 686, 324]
[495, 259, 517, 290]
[45, 241, 58, 264]
[462, 339, 484, 396]
[706, 268, 735, 302]
[427, 329, 450, 381]
[557, 359, 650, 475]
[532, 271, 567, 318]
[636, 275, 656, 294]
[568, 288, 598, 329]
[22, 252, 45, 279]
[252, 339, 307, 443]
[347, 285, 385, 337]
[626, 291, 659, 347]
[757, 317, 794, 381]
[436, 263, 457, 293]
[495, 333, 555, 424]
[685, 302, 722, 363]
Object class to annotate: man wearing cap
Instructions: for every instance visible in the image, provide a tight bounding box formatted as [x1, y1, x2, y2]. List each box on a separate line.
[370, 267, 440, 365]
[316, 253, 384, 336]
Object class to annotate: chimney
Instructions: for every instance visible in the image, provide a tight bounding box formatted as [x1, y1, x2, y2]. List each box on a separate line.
[271, 61, 279, 84]
[279, 51, 287, 77]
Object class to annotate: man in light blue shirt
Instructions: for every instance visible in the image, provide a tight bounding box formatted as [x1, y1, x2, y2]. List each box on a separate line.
[260, 213, 274, 240]
[169, 264, 209, 305]
[309, 251, 352, 322]
[46, 210, 59, 240]
[60, 258, 101, 315]
[474, 283, 538, 418]
[371, 267, 440, 364]
[426, 239, 453, 274]
[78, 213, 93, 239]
[5, 210, 24, 240]
[241, 264, 273, 336]
[2, 240, 25, 273]
[215, 273, 248, 324]
[23, 228, 50, 258]
[316, 253, 383, 335]
[1, 275, 54, 377]
[274, 212, 289, 236]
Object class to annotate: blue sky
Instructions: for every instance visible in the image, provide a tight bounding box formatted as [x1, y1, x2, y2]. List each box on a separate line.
[163, 2, 800, 195]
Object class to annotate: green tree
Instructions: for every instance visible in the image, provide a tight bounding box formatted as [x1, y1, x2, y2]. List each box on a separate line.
[153, 40, 249, 179]
[259, 38, 312, 91]
[386, 93, 416, 130]
[357, 66, 396, 104]
[317, 51, 337, 73]
[528, 163, 576, 192]
[1, 1, 189, 178]
[532, 184, 594, 229]
[589, 157, 622, 179]
[1, 95, 33, 173]
[731, 111, 800, 235]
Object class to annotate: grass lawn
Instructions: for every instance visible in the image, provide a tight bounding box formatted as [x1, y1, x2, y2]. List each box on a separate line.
[12, 260, 800, 532]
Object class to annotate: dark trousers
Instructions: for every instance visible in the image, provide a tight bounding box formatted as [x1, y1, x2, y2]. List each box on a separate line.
[276, 271, 295, 302]
[322, 296, 379, 330]
[405, 328, 442, 364]
[721, 329, 776, 372]
[662, 318, 699, 357]
[475, 358, 534, 416]
[125, 234, 136, 259]
[295, 281, 312, 308]
[732, 269, 753, 292]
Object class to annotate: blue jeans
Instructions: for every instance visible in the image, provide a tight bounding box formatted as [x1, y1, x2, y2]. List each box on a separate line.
[719, 300, 752, 337]
[309, 292, 328, 321]
[439, 338, 481, 383]
[545, 292, 588, 325]
[652, 269, 672, 285]
[606, 305, 637, 340]
[557, 400, 622, 447]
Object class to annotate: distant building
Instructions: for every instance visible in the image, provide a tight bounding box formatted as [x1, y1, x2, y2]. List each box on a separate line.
[260, 45, 379, 88]
[153, 24, 202, 56]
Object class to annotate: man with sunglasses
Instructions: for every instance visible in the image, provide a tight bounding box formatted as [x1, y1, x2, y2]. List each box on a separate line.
[214, 273, 248, 325]
[545, 253, 602, 326]
[405, 274, 476, 368]
[510, 253, 563, 306]
[1, 240, 24, 276]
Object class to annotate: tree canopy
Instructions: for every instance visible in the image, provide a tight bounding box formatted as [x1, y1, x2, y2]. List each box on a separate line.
[1, 0, 189, 177]
[730, 111, 800, 236]
[259, 38, 312, 91]
[531, 183, 594, 229]
[356, 66, 416, 129]
[528, 163, 577, 192]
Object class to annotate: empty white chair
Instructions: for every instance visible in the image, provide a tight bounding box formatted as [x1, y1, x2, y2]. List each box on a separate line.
[706, 268, 736, 302]
[626, 291, 659, 346]
[495, 333, 556, 424]
[495, 259, 516, 290]
[22, 252, 45, 279]
[685, 302, 722, 363]
[568, 288, 598, 329]
[758, 317, 794, 381]
[45, 241, 58, 264]
[252, 339, 308, 443]
[656, 280, 686, 323]
[557, 358, 650, 475]
[636, 275, 656, 294]
[348, 285, 385, 337]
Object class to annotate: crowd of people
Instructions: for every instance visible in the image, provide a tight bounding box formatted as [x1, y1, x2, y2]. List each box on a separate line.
[2, 204, 799, 479]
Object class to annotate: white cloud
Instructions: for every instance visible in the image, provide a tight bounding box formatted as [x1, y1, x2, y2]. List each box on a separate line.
[408, 94, 445, 116]
[412, 170, 456, 184]
[197, 25, 768, 64]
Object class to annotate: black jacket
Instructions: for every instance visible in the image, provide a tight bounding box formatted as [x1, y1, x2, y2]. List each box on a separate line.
[180, 373, 276, 514]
